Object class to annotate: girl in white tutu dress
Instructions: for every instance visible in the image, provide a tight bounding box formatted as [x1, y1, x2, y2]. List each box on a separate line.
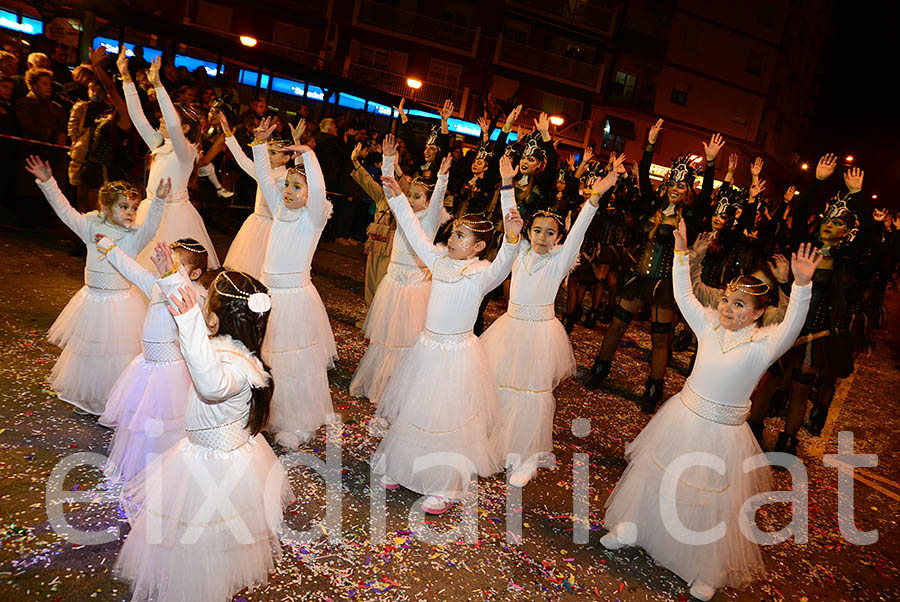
[118, 51, 219, 269]
[219, 110, 297, 279]
[482, 155, 626, 487]
[350, 133, 450, 404]
[374, 159, 522, 515]
[96, 237, 208, 484]
[115, 247, 292, 602]
[25, 156, 166, 416]
[251, 116, 336, 449]
[600, 219, 819, 601]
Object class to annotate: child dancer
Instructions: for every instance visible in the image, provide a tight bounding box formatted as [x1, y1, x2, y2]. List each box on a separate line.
[220, 110, 297, 279]
[482, 156, 626, 487]
[25, 155, 167, 416]
[374, 159, 521, 515]
[96, 236, 208, 484]
[115, 245, 292, 602]
[350, 133, 450, 404]
[118, 51, 219, 269]
[600, 219, 818, 601]
[252, 116, 336, 449]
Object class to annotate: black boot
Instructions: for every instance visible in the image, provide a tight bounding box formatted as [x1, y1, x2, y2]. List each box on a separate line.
[767, 389, 787, 417]
[748, 419, 765, 446]
[808, 404, 830, 436]
[583, 309, 598, 329]
[640, 377, 664, 414]
[585, 357, 611, 390]
[564, 306, 582, 333]
[600, 303, 615, 324]
[672, 328, 693, 352]
[774, 432, 799, 456]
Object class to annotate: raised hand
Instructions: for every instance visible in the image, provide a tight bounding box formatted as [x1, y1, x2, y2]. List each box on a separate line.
[750, 179, 766, 199]
[726, 153, 739, 175]
[606, 150, 616, 170]
[151, 241, 175, 277]
[89, 46, 108, 67]
[253, 116, 276, 142]
[534, 112, 550, 138]
[791, 242, 823, 286]
[582, 146, 594, 164]
[702, 133, 725, 162]
[476, 116, 491, 138]
[439, 99, 454, 121]
[167, 284, 198, 317]
[393, 98, 408, 124]
[215, 110, 232, 136]
[843, 166, 864, 193]
[381, 175, 403, 198]
[750, 157, 764, 177]
[504, 206, 524, 238]
[351, 142, 363, 163]
[783, 185, 795, 203]
[674, 218, 688, 252]
[499, 154, 519, 185]
[439, 154, 452, 175]
[873, 208, 887, 222]
[893, 213, 900, 230]
[155, 177, 172, 199]
[382, 132, 396, 157]
[768, 253, 790, 283]
[148, 55, 162, 88]
[503, 104, 522, 132]
[24, 155, 52, 182]
[566, 155, 576, 170]
[116, 47, 130, 81]
[693, 231, 712, 256]
[289, 118, 306, 145]
[816, 153, 837, 180]
[648, 118, 663, 145]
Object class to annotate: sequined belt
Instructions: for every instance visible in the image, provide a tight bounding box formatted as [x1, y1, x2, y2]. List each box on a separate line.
[507, 302, 555, 321]
[679, 385, 748, 426]
[185, 416, 251, 451]
[163, 190, 190, 206]
[84, 269, 131, 291]
[421, 329, 475, 349]
[263, 270, 311, 289]
[391, 250, 424, 268]
[142, 340, 182, 362]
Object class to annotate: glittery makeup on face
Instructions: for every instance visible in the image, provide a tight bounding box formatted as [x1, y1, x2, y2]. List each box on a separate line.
[282, 172, 308, 209]
[408, 184, 429, 212]
[105, 196, 140, 228]
[447, 226, 480, 260]
[717, 290, 764, 331]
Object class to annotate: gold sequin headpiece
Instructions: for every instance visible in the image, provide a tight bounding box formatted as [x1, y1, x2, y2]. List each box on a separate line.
[725, 276, 770, 296]
[286, 165, 307, 179]
[532, 209, 564, 226]
[102, 180, 139, 200]
[212, 271, 272, 313]
[409, 176, 436, 193]
[169, 240, 206, 254]
[454, 214, 494, 233]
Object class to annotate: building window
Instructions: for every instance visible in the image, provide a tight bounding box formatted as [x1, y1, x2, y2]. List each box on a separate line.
[614, 71, 637, 103]
[427, 58, 462, 90]
[745, 49, 763, 76]
[272, 22, 309, 50]
[358, 44, 390, 70]
[670, 82, 689, 106]
[601, 120, 626, 153]
[541, 91, 567, 116]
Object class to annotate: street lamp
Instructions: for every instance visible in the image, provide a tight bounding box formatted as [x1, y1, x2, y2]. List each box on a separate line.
[240, 36, 257, 47]
[406, 78, 422, 90]
[872, 194, 878, 200]
[549, 115, 565, 126]
[801, 163, 809, 170]
[845, 155, 854, 162]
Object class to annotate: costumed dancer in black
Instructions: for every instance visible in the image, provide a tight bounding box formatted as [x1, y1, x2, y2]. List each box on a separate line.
[585, 118, 722, 414]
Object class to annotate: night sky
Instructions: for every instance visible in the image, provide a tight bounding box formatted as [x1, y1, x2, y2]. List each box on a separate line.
[803, 3, 897, 208]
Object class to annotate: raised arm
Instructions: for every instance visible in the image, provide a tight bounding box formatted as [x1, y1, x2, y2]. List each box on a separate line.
[672, 219, 711, 334]
[128, 178, 170, 253]
[251, 120, 283, 218]
[421, 158, 451, 237]
[90, 47, 130, 131]
[120, 47, 163, 150]
[96, 235, 155, 296]
[479, 198, 522, 293]
[34, 174, 91, 242]
[300, 150, 327, 228]
[762, 244, 817, 361]
[225, 134, 255, 177]
[383, 178, 437, 270]
[151, 60, 193, 163]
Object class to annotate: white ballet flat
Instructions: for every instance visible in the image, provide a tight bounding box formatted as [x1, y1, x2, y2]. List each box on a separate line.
[600, 532, 626, 550]
[380, 475, 401, 490]
[509, 464, 537, 488]
[274, 431, 300, 449]
[689, 581, 717, 601]
[422, 495, 453, 515]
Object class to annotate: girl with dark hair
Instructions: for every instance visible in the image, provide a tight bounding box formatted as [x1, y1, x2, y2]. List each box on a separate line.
[118, 51, 219, 269]
[600, 219, 818, 601]
[350, 133, 450, 405]
[373, 162, 522, 515]
[26, 156, 167, 416]
[115, 244, 292, 602]
[586, 118, 722, 414]
[95, 235, 208, 485]
[481, 156, 625, 488]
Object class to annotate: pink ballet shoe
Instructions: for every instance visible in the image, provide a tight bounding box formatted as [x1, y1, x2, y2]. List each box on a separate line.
[422, 495, 453, 515]
[380, 475, 400, 490]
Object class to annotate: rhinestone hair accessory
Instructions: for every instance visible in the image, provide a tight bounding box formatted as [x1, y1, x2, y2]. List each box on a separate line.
[474, 142, 493, 162]
[532, 208, 565, 226]
[454, 214, 494, 233]
[425, 125, 439, 148]
[521, 133, 545, 161]
[668, 154, 697, 186]
[169, 240, 206, 254]
[102, 180, 139, 200]
[715, 185, 745, 216]
[725, 276, 770, 296]
[823, 193, 859, 242]
[213, 271, 271, 314]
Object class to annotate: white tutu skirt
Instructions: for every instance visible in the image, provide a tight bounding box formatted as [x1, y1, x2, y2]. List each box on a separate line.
[603, 393, 771, 590]
[48, 286, 146, 415]
[350, 269, 431, 403]
[136, 199, 220, 269]
[223, 212, 272, 280]
[115, 434, 293, 602]
[373, 332, 502, 498]
[100, 356, 192, 483]
[481, 314, 576, 467]
[262, 285, 334, 434]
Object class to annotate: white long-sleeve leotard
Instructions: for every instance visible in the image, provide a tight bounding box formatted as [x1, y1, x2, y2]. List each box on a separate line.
[225, 135, 287, 220]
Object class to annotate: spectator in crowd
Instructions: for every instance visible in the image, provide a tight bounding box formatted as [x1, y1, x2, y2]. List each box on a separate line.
[0, 51, 17, 78]
[16, 68, 66, 145]
[127, 45, 150, 75]
[63, 63, 96, 103]
[316, 116, 355, 244]
[49, 43, 72, 84]
[0, 74, 15, 134]
[0, 73, 17, 208]
[12, 52, 51, 98]
[238, 96, 267, 123]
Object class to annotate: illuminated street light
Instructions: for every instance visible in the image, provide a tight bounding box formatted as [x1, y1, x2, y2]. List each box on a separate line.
[240, 36, 257, 47]
[872, 194, 878, 200]
[801, 163, 809, 170]
[845, 155, 854, 162]
[549, 115, 565, 126]
[406, 78, 422, 90]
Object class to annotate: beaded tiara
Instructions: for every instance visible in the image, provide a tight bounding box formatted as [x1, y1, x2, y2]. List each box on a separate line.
[454, 214, 494, 233]
[725, 276, 770, 296]
[212, 271, 271, 313]
[169, 240, 206, 254]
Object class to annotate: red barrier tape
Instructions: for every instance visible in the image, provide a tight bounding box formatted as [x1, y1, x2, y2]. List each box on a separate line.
[0, 133, 71, 150]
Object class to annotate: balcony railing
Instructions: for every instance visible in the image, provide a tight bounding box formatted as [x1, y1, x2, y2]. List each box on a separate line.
[507, 0, 616, 36]
[355, 0, 480, 55]
[344, 61, 465, 109]
[496, 38, 604, 91]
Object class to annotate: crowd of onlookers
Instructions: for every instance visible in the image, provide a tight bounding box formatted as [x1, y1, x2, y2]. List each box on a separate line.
[0, 31, 428, 247]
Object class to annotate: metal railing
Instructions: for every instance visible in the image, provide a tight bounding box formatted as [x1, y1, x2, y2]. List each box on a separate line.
[496, 38, 604, 91]
[355, 0, 480, 54]
[345, 61, 465, 108]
